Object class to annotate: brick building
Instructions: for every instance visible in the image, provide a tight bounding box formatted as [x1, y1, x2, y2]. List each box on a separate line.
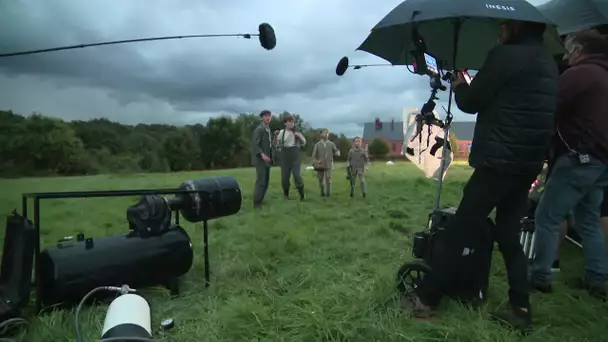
[361, 118, 404, 157]
[449, 121, 475, 160]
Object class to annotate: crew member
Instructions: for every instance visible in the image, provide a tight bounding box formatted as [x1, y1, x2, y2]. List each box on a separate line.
[530, 33, 608, 301]
[402, 20, 558, 333]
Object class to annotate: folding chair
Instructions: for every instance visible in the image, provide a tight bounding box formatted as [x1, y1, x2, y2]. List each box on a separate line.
[519, 216, 584, 263]
[520, 217, 536, 261]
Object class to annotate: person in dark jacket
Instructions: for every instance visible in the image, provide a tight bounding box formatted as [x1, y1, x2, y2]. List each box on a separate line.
[401, 20, 558, 332]
[530, 33, 608, 300]
[251, 110, 274, 209]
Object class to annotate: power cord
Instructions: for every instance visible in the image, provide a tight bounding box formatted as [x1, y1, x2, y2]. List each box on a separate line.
[74, 285, 137, 342]
[0, 317, 29, 342]
[98, 337, 157, 342]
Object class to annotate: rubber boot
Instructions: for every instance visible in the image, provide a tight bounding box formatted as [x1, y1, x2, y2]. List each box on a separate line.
[350, 186, 355, 198]
[361, 182, 367, 198]
[320, 184, 325, 197]
[326, 184, 331, 197]
[283, 188, 290, 200]
[297, 186, 305, 200]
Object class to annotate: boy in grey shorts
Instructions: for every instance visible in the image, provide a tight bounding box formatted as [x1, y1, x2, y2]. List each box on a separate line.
[347, 137, 370, 198]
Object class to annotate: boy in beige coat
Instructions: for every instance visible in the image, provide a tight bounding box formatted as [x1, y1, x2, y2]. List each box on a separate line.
[312, 128, 340, 197]
[347, 136, 369, 198]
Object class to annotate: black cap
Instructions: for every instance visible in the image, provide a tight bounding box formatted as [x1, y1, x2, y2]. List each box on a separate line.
[259, 110, 271, 117]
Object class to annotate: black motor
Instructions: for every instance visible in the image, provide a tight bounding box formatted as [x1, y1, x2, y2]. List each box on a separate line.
[127, 195, 172, 236]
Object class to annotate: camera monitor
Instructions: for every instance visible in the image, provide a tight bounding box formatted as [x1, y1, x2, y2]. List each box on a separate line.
[424, 53, 439, 75]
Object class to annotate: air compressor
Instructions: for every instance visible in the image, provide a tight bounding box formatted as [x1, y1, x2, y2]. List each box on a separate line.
[39, 226, 193, 307]
[37, 175, 242, 307]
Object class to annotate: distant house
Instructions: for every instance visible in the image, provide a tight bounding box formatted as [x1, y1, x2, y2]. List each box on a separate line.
[361, 118, 475, 159]
[362, 118, 404, 156]
[450, 121, 475, 159]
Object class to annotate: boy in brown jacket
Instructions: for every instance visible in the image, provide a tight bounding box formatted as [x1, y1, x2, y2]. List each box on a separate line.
[347, 137, 369, 198]
[312, 128, 340, 197]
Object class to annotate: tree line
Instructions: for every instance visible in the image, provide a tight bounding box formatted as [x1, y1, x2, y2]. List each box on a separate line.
[0, 110, 400, 177]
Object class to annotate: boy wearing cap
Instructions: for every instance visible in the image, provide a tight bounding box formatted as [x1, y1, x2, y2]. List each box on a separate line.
[347, 137, 369, 198]
[251, 110, 273, 209]
[312, 128, 340, 197]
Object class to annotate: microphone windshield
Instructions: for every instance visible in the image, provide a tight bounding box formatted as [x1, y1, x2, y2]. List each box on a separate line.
[258, 23, 276, 50]
[336, 56, 349, 76]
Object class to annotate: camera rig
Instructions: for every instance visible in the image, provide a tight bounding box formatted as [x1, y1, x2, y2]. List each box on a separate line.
[408, 27, 455, 147]
[409, 70, 455, 151]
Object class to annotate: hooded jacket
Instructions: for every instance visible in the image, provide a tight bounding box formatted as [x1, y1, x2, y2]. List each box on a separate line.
[552, 54, 608, 163]
[453, 35, 558, 176]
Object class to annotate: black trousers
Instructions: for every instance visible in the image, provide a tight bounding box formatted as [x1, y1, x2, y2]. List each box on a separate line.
[416, 167, 536, 308]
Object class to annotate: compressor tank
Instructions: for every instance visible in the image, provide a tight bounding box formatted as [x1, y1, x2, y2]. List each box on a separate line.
[39, 225, 193, 307]
[101, 294, 153, 339]
[176, 176, 242, 222]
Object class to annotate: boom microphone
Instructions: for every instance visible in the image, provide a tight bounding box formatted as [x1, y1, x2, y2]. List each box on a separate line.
[0, 23, 277, 58]
[258, 23, 276, 51]
[335, 56, 393, 76]
[336, 56, 350, 76]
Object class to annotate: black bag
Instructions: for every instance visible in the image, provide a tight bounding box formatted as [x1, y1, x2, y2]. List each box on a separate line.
[427, 208, 492, 304]
[0, 211, 36, 323]
[126, 195, 172, 236]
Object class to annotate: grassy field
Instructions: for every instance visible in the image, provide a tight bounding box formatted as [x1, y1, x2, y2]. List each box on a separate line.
[0, 162, 604, 342]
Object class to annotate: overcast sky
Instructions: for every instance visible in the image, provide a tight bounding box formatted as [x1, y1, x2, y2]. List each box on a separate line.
[0, 0, 549, 137]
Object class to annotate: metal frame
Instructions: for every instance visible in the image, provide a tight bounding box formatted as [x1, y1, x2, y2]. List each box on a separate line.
[520, 218, 583, 261]
[21, 188, 211, 313]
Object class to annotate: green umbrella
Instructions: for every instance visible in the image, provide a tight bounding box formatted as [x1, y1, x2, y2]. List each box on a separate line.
[538, 0, 608, 35]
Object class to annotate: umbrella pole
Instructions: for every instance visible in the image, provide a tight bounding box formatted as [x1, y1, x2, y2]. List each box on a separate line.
[432, 20, 461, 211]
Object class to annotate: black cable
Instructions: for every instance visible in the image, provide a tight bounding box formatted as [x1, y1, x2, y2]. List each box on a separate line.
[75, 285, 159, 342]
[75, 286, 111, 342]
[0, 317, 28, 341]
[98, 337, 157, 342]
[0, 33, 254, 58]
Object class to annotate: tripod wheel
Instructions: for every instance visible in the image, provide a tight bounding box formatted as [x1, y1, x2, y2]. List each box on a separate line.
[396, 260, 432, 294]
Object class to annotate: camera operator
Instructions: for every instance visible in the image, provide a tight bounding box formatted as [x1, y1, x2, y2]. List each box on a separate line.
[530, 32, 608, 301]
[402, 20, 558, 332]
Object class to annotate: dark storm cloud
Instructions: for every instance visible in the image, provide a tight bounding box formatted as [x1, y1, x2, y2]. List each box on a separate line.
[1, 0, 532, 136]
[0, 0, 353, 103]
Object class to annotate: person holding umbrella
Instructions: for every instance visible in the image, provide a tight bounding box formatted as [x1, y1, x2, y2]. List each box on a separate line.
[403, 20, 558, 332]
